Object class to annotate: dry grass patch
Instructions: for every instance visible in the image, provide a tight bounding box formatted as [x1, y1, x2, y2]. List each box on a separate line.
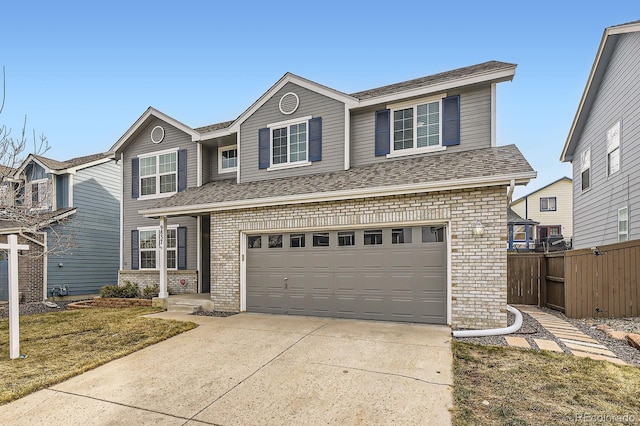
[452, 341, 640, 425]
[0, 307, 196, 404]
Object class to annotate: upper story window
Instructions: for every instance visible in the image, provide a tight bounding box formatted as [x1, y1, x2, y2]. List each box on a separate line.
[581, 148, 591, 191]
[133, 148, 186, 200]
[392, 100, 440, 152]
[375, 95, 460, 158]
[26, 178, 51, 211]
[540, 197, 557, 212]
[606, 121, 620, 176]
[218, 145, 238, 174]
[618, 207, 628, 242]
[258, 116, 322, 171]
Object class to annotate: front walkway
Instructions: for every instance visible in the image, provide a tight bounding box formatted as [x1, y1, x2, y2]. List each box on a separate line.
[510, 305, 626, 365]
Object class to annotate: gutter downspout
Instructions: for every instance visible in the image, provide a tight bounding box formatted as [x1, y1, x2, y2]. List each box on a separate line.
[507, 179, 515, 204]
[452, 305, 523, 337]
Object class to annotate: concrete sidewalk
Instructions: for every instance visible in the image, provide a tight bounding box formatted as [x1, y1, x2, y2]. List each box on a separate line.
[2, 313, 453, 425]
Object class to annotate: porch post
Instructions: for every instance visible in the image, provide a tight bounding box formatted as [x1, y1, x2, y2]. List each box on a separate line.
[158, 216, 168, 298]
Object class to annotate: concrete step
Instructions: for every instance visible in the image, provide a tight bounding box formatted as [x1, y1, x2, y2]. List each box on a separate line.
[166, 304, 202, 314]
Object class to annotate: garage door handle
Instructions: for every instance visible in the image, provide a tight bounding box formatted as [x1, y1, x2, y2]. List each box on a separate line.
[284, 277, 288, 289]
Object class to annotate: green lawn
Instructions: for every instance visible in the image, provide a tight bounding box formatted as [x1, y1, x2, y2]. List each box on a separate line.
[0, 307, 196, 404]
[452, 341, 640, 425]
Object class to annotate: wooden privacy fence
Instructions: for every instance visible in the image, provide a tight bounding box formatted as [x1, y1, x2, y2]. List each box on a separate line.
[508, 239, 640, 318]
[565, 239, 640, 318]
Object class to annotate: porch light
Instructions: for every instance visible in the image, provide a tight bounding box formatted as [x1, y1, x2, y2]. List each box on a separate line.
[472, 220, 485, 237]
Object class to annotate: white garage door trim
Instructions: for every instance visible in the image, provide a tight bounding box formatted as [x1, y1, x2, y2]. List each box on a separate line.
[239, 221, 452, 325]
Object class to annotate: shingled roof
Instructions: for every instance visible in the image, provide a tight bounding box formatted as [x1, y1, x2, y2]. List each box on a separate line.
[193, 61, 516, 135]
[33, 152, 113, 171]
[145, 144, 534, 215]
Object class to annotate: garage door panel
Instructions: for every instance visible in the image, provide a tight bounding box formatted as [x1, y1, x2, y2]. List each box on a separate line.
[246, 226, 447, 324]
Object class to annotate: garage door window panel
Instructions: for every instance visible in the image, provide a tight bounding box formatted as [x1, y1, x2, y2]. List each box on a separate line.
[392, 228, 412, 244]
[248, 235, 262, 249]
[338, 231, 355, 246]
[422, 226, 445, 243]
[269, 235, 283, 248]
[313, 233, 330, 247]
[290, 234, 306, 248]
[364, 230, 383, 245]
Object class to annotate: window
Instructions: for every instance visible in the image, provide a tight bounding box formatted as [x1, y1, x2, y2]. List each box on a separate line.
[391, 98, 441, 154]
[363, 230, 383, 245]
[581, 148, 590, 191]
[139, 150, 177, 197]
[271, 118, 308, 167]
[618, 207, 628, 242]
[268, 235, 283, 248]
[392, 228, 412, 244]
[218, 145, 238, 174]
[26, 178, 50, 210]
[422, 226, 445, 243]
[540, 197, 557, 212]
[290, 234, 305, 248]
[607, 121, 620, 176]
[338, 231, 355, 246]
[248, 235, 262, 249]
[312, 233, 330, 247]
[139, 227, 177, 270]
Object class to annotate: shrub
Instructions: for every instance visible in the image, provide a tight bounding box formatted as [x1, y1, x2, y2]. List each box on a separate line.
[140, 283, 160, 299]
[100, 281, 140, 299]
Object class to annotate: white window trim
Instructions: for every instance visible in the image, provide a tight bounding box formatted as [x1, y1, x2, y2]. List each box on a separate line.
[387, 94, 445, 159]
[618, 206, 628, 242]
[580, 147, 591, 192]
[27, 177, 51, 211]
[138, 225, 179, 270]
[218, 145, 238, 174]
[267, 115, 313, 170]
[607, 121, 621, 176]
[138, 148, 179, 200]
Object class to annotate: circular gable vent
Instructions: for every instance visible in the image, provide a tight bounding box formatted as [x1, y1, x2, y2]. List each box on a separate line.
[151, 126, 165, 144]
[279, 92, 299, 115]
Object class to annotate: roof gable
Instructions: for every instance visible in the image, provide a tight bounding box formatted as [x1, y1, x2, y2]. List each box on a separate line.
[561, 21, 640, 162]
[13, 152, 113, 177]
[111, 107, 200, 154]
[510, 176, 572, 206]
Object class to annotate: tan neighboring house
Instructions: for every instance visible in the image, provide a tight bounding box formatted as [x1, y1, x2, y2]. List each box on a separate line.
[510, 177, 573, 244]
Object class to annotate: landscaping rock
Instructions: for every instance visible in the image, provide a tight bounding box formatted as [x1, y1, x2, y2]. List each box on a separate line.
[626, 334, 640, 351]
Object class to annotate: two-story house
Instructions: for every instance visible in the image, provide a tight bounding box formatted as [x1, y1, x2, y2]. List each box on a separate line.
[112, 61, 536, 329]
[0, 152, 120, 302]
[509, 176, 573, 248]
[561, 21, 640, 249]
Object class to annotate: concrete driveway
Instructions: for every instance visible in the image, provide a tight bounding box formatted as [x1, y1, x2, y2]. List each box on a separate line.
[2, 312, 453, 425]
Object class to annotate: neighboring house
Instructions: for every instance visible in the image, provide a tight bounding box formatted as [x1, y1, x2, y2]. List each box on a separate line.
[507, 207, 538, 251]
[561, 21, 640, 249]
[510, 176, 573, 242]
[0, 153, 120, 302]
[112, 60, 536, 329]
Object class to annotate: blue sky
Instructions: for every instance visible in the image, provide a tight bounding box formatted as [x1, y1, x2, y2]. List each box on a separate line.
[2, 1, 638, 198]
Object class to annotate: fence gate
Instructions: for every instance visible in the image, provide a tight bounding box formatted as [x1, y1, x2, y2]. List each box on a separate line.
[507, 253, 541, 305]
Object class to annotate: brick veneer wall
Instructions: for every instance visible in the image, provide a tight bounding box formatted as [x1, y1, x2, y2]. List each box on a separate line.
[209, 187, 508, 329]
[117, 270, 198, 295]
[0, 233, 45, 303]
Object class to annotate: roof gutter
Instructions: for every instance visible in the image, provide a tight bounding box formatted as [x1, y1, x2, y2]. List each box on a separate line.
[140, 171, 537, 218]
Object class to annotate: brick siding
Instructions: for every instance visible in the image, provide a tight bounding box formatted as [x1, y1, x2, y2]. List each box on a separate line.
[118, 270, 198, 295]
[0, 233, 45, 303]
[209, 187, 508, 329]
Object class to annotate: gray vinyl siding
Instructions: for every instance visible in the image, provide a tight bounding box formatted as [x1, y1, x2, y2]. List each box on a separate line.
[572, 31, 640, 249]
[47, 161, 120, 296]
[350, 86, 492, 167]
[202, 145, 212, 184]
[209, 136, 238, 182]
[121, 117, 198, 271]
[240, 82, 345, 183]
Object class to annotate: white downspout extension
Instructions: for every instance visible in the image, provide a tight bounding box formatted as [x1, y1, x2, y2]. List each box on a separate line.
[452, 305, 523, 337]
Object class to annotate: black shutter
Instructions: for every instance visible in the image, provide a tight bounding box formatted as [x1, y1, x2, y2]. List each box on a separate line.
[442, 95, 460, 146]
[375, 109, 391, 156]
[131, 158, 139, 198]
[177, 226, 187, 270]
[308, 116, 322, 162]
[177, 149, 187, 191]
[258, 127, 270, 169]
[131, 230, 139, 270]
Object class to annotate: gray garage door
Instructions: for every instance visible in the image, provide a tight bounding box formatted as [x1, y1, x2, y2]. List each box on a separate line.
[246, 226, 447, 324]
